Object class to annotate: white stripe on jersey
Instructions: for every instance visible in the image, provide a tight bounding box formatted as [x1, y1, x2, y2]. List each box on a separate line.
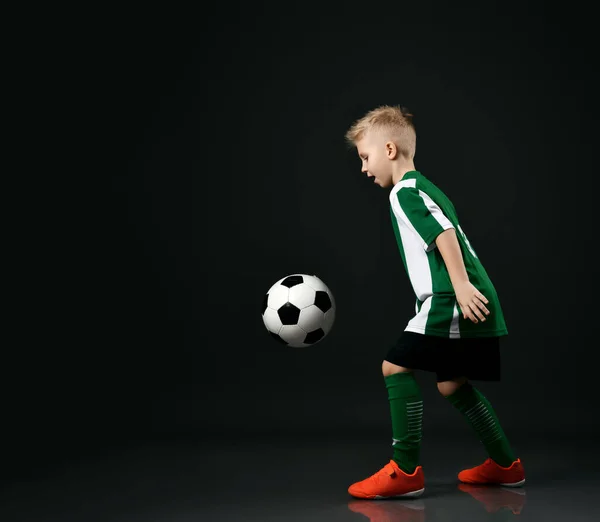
[390, 190, 433, 303]
[397, 179, 417, 189]
[417, 190, 454, 251]
[394, 179, 428, 250]
[406, 296, 433, 334]
[394, 179, 454, 251]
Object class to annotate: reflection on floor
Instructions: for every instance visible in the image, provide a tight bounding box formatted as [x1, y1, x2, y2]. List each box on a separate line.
[348, 484, 526, 521]
[0, 433, 597, 522]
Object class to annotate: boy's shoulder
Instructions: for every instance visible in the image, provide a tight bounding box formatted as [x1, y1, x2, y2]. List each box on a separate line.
[390, 171, 430, 201]
[412, 171, 451, 199]
[390, 171, 456, 210]
[389, 179, 416, 206]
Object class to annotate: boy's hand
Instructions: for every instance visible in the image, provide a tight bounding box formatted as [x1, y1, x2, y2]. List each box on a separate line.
[454, 281, 490, 324]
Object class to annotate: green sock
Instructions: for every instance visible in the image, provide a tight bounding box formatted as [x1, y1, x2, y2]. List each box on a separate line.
[446, 382, 516, 467]
[385, 372, 423, 474]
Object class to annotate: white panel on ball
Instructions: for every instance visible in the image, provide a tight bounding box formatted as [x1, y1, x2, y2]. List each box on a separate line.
[298, 305, 325, 332]
[288, 284, 316, 309]
[279, 325, 308, 347]
[267, 284, 289, 309]
[262, 307, 283, 333]
[302, 274, 329, 292]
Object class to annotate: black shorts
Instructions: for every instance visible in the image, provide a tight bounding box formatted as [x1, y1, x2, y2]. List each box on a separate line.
[385, 331, 503, 383]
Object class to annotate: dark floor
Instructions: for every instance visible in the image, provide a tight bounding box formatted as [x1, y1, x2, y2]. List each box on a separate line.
[1, 432, 598, 521]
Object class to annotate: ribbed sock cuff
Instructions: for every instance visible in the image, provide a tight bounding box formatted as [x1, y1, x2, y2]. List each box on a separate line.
[385, 372, 420, 400]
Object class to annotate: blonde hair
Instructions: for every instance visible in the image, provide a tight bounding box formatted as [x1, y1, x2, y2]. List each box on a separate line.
[345, 105, 416, 157]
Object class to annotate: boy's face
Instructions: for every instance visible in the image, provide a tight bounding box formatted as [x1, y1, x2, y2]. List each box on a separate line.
[355, 132, 394, 188]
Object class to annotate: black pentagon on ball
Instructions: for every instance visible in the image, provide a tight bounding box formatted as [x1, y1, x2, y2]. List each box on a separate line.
[270, 331, 288, 345]
[280, 275, 304, 288]
[304, 328, 325, 344]
[278, 302, 301, 325]
[261, 293, 268, 315]
[314, 291, 332, 313]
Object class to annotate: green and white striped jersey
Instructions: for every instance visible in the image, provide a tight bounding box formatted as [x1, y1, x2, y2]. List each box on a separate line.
[389, 171, 508, 338]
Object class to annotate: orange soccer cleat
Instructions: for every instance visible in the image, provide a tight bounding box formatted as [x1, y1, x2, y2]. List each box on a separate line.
[458, 458, 525, 487]
[348, 460, 425, 499]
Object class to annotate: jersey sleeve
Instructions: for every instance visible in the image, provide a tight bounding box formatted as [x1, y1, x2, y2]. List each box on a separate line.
[392, 188, 454, 251]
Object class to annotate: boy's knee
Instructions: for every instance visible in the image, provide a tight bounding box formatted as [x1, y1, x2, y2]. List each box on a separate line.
[437, 377, 468, 397]
[382, 360, 412, 377]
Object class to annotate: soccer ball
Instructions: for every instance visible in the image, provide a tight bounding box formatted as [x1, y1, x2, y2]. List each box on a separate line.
[261, 274, 336, 347]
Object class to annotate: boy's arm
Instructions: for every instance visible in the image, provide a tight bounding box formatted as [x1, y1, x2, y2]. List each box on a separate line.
[435, 228, 490, 324]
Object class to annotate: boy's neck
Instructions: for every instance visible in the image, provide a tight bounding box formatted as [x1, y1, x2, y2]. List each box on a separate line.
[392, 162, 417, 186]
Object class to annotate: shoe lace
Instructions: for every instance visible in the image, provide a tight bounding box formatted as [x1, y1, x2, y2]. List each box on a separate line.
[371, 461, 397, 482]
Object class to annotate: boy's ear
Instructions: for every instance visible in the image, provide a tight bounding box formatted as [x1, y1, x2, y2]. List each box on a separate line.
[385, 141, 398, 159]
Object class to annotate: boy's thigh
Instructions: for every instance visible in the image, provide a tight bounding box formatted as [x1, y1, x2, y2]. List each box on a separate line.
[386, 332, 501, 382]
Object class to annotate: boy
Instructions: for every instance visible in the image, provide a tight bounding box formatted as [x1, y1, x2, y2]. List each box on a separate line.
[344, 105, 525, 499]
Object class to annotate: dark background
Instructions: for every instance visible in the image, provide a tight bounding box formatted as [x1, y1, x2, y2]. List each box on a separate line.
[10, 1, 597, 481]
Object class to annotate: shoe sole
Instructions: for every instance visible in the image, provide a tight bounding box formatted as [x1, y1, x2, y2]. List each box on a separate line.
[500, 479, 526, 487]
[374, 487, 425, 499]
